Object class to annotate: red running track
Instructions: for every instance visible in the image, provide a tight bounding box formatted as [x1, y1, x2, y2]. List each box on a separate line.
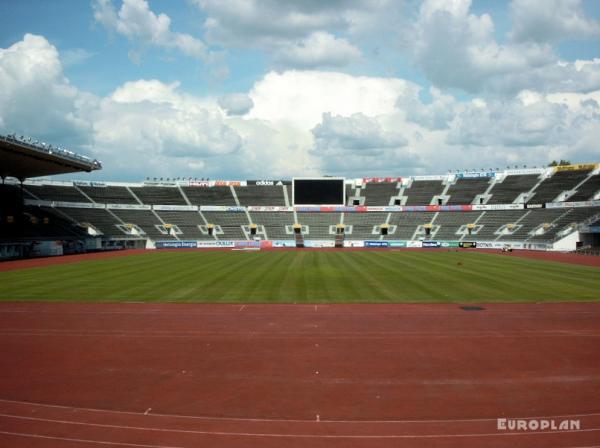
[0, 302, 599, 447]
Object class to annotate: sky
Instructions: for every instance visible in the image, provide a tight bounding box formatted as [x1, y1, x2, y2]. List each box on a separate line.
[1, 0, 600, 181]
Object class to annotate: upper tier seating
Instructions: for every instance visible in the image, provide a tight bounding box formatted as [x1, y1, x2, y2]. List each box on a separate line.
[24, 185, 90, 203]
[181, 186, 235, 206]
[79, 186, 138, 204]
[235, 185, 286, 206]
[568, 174, 600, 202]
[404, 180, 445, 205]
[487, 175, 540, 204]
[362, 182, 399, 206]
[446, 178, 491, 205]
[528, 170, 592, 204]
[129, 187, 186, 205]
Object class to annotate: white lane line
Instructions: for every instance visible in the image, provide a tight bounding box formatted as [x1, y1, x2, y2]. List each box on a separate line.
[144, 408, 152, 415]
[0, 430, 182, 447]
[239, 305, 245, 312]
[0, 413, 599, 439]
[1, 398, 600, 424]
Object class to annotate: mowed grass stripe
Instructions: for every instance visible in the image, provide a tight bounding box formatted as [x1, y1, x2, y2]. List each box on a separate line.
[0, 250, 598, 303]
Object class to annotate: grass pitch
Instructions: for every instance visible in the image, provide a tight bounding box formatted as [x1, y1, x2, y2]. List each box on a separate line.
[0, 250, 598, 302]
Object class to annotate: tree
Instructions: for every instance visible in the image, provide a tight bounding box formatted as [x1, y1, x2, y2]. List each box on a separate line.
[548, 160, 571, 167]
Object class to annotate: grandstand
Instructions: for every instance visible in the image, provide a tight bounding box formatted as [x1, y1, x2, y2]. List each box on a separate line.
[1, 132, 599, 259]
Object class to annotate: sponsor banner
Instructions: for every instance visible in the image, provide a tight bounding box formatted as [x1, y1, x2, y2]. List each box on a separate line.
[73, 181, 91, 187]
[364, 241, 389, 248]
[554, 163, 598, 172]
[546, 200, 600, 209]
[422, 240, 441, 248]
[197, 241, 235, 248]
[260, 240, 273, 249]
[503, 168, 544, 175]
[189, 181, 211, 187]
[304, 240, 336, 248]
[344, 240, 365, 248]
[580, 226, 600, 233]
[54, 201, 105, 209]
[294, 207, 322, 212]
[389, 241, 407, 248]
[199, 205, 229, 211]
[477, 241, 525, 250]
[107, 203, 151, 210]
[362, 177, 402, 184]
[234, 241, 260, 248]
[227, 206, 246, 212]
[459, 241, 477, 248]
[441, 241, 460, 248]
[407, 240, 423, 248]
[472, 203, 524, 211]
[214, 180, 246, 187]
[247, 180, 291, 186]
[91, 181, 106, 187]
[248, 206, 294, 212]
[273, 240, 296, 248]
[153, 205, 198, 211]
[456, 171, 496, 179]
[30, 240, 63, 257]
[155, 241, 198, 249]
[24, 199, 53, 207]
[410, 175, 445, 181]
[364, 206, 387, 212]
[143, 181, 178, 186]
[526, 203, 544, 209]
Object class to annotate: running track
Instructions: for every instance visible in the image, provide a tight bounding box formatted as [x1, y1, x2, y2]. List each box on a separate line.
[0, 302, 599, 447]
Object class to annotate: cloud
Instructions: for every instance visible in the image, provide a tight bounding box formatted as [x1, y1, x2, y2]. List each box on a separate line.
[248, 70, 411, 129]
[61, 48, 95, 67]
[273, 31, 361, 69]
[510, 0, 600, 43]
[0, 34, 93, 145]
[406, 0, 600, 94]
[218, 93, 254, 115]
[195, 0, 381, 68]
[93, 0, 207, 60]
[312, 112, 407, 155]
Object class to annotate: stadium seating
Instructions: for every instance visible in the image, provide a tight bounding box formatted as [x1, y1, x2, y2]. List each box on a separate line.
[487, 175, 540, 204]
[181, 186, 235, 205]
[235, 185, 286, 206]
[129, 186, 187, 205]
[404, 180, 445, 205]
[79, 185, 139, 204]
[362, 182, 399, 206]
[568, 174, 600, 202]
[528, 170, 593, 204]
[446, 178, 491, 205]
[24, 184, 90, 203]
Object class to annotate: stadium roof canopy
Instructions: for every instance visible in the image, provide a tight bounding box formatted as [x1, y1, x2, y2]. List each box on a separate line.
[0, 134, 102, 180]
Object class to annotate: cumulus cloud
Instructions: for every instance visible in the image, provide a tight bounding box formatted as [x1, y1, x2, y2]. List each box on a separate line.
[218, 93, 254, 116]
[510, 0, 600, 43]
[93, 0, 207, 60]
[312, 112, 407, 155]
[248, 70, 411, 129]
[194, 0, 380, 68]
[273, 32, 361, 69]
[407, 0, 600, 94]
[0, 34, 93, 145]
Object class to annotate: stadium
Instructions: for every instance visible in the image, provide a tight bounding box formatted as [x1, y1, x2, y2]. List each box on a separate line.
[1, 131, 600, 447]
[2, 1, 600, 446]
